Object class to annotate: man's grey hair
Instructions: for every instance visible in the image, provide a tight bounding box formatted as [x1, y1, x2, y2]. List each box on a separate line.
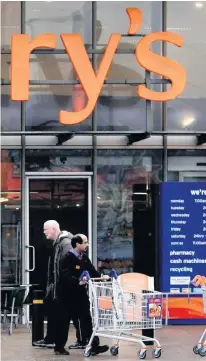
[44, 220, 60, 232]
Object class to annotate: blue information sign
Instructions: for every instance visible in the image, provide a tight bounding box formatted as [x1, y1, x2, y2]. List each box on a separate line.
[160, 182, 206, 293]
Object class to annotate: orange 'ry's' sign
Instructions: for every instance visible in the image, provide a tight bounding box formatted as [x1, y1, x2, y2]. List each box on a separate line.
[10, 8, 186, 125]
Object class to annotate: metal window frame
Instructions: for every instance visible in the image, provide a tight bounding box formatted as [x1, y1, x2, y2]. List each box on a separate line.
[91, 2, 98, 266]
[162, 1, 168, 182]
[21, 1, 26, 286]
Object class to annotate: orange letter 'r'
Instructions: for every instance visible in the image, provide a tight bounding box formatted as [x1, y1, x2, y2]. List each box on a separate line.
[11, 34, 56, 101]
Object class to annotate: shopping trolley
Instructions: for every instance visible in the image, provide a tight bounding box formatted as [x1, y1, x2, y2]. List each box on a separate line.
[81, 270, 163, 359]
[191, 276, 206, 357]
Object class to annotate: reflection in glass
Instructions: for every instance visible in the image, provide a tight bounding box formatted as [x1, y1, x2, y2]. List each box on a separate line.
[97, 95, 147, 131]
[1, 86, 21, 131]
[167, 149, 206, 181]
[25, 149, 92, 172]
[167, 97, 206, 131]
[29, 179, 88, 291]
[96, 1, 162, 44]
[97, 149, 162, 275]
[1, 150, 21, 284]
[1, 1, 21, 48]
[25, 86, 92, 131]
[25, 1, 92, 47]
[167, 2, 206, 131]
[95, 0, 163, 132]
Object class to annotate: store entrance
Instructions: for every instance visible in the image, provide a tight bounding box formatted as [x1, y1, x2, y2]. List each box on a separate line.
[25, 176, 91, 296]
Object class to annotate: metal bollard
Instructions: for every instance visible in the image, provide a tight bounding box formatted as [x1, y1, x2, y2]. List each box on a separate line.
[32, 290, 44, 345]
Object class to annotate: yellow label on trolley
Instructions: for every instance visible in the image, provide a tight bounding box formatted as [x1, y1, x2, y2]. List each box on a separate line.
[33, 300, 43, 304]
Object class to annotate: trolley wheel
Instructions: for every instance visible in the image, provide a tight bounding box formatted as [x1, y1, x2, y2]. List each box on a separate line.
[84, 348, 92, 357]
[193, 345, 199, 354]
[152, 348, 162, 358]
[110, 346, 119, 356]
[138, 350, 147, 359]
[199, 347, 206, 357]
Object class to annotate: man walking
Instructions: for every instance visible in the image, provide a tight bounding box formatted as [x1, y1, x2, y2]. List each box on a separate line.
[33, 220, 81, 351]
[54, 233, 109, 356]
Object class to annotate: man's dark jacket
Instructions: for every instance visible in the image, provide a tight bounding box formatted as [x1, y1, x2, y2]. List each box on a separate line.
[57, 251, 101, 304]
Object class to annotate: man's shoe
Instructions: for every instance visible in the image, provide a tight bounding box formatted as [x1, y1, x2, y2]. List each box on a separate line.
[43, 340, 55, 348]
[55, 349, 70, 355]
[91, 345, 109, 356]
[33, 339, 55, 348]
[68, 341, 86, 349]
[93, 336, 100, 347]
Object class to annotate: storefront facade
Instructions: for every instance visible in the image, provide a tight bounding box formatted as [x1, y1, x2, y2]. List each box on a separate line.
[1, 1, 206, 295]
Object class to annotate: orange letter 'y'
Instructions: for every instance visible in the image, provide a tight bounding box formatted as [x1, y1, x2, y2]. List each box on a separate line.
[60, 34, 121, 125]
[11, 34, 56, 101]
[136, 32, 186, 101]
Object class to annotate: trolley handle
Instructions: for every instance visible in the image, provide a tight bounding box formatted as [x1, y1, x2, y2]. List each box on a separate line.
[91, 277, 111, 281]
[79, 269, 118, 282]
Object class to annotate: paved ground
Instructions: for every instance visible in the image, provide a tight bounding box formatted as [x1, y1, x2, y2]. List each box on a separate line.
[1, 324, 205, 360]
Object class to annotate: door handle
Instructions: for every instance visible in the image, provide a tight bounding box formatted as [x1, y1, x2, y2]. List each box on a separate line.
[26, 245, 35, 272]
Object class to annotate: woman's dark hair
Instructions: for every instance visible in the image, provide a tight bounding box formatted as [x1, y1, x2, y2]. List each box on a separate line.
[71, 234, 83, 248]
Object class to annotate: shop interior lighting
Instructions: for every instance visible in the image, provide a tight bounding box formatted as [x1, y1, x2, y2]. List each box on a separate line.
[195, 2, 204, 8]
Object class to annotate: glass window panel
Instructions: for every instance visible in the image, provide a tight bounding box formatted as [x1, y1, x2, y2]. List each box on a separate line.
[1, 1, 21, 49]
[29, 54, 75, 81]
[97, 87, 162, 131]
[168, 149, 206, 181]
[25, 149, 92, 172]
[96, 1, 162, 46]
[1, 54, 21, 130]
[1, 149, 21, 284]
[167, 1, 206, 131]
[25, 1, 92, 47]
[97, 93, 147, 131]
[1, 85, 21, 131]
[97, 149, 163, 275]
[167, 96, 206, 132]
[151, 84, 162, 130]
[26, 85, 92, 131]
[95, 49, 162, 130]
[2, 54, 10, 80]
[101, 53, 145, 80]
